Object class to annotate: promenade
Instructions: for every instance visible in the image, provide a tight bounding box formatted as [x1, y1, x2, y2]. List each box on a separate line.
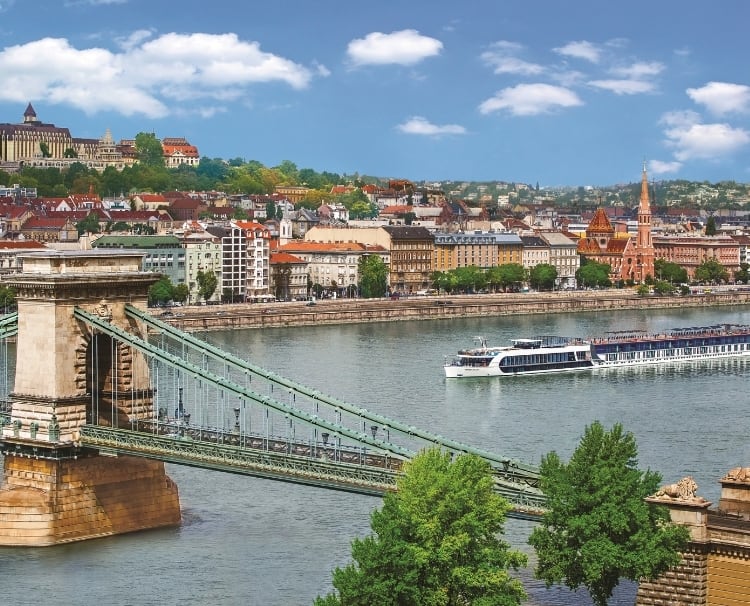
[165, 289, 750, 332]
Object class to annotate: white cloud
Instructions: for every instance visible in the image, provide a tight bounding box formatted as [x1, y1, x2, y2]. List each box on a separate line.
[346, 30, 442, 67]
[479, 83, 583, 116]
[610, 61, 664, 79]
[687, 81, 750, 115]
[116, 29, 154, 51]
[662, 120, 750, 161]
[649, 159, 682, 175]
[0, 33, 314, 119]
[397, 116, 466, 136]
[553, 40, 602, 63]
[481, 41, 544, 76]
[588, 79, 656, 95]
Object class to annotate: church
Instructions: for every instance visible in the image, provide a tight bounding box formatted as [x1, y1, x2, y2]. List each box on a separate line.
[576, 164, 655, 284]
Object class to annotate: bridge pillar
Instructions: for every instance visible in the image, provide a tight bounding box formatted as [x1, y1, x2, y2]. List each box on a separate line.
[0, 251, 181, 546]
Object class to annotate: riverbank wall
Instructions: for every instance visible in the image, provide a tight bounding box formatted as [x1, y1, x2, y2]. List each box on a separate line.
[170, 291, 750, 332]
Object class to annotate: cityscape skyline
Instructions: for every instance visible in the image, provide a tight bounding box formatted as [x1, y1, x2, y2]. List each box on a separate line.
[0, 0, 748, 187]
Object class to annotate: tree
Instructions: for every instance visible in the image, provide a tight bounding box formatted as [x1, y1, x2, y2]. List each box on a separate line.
[0, 285, 16, 310]
[654, 259, 688, 285]
[196, 270, 218, 303]
[148, 276, 175, 306]
[358, 255, 388, 298]
[172, 283, 189, 304]
[134, 132, 165, 168]
[76, 212, 101, 236]
[487, 263, 526, 292]
[39, 141, 51, 158]
[315, 448, 528, 606]
[529, 263, 558, 291]
[705, 215, 717, 236]
[576, 259, 611, 289]
[529, 422, 689, 606]
[694, 258, 729, 284]
[735, 262, 750, 285]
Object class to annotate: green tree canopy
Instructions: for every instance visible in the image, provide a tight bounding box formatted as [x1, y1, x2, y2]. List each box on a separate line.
[576, 259, 612, 289]
[705, 215, 717, 236]
[528, 263, 558, 291]
[358, 255, 388, 298]
[135, 132, 166, 168]
[148, 276, 175, 306]
[487, 263, 526, 292]
[529, 421, 689, 606]
[315, 448, 527, 606]
[196, 270, 218, 303]
[694, 258, 729, 284]
[653, 258, 688, 284]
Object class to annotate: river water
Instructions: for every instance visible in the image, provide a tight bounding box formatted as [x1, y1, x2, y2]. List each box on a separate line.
[2, 305, 750, 605]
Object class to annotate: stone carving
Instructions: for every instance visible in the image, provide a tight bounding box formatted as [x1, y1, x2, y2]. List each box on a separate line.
[653, 476, 699, 500]
[95, 299, 112, 321]
[724, 467, 750, 482]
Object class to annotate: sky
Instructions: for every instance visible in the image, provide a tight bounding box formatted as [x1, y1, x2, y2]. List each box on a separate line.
[0, 0, 749, 188]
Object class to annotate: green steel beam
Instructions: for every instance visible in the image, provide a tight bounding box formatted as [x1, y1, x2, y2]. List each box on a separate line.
[77, 307, 542, 496]
[0, 311, 18, 340]
[79, 425, 398, 497]
[125, 304, 539, 480]
[74, 307, 413, 461]
[78, 425, 545, 515]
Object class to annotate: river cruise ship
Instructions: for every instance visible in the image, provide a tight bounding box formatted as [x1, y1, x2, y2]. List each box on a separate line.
[444, 324, 750, 378]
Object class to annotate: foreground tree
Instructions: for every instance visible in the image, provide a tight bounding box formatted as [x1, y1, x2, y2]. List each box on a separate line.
[315, 448, 528, 605]
[529, 422, 688, 606]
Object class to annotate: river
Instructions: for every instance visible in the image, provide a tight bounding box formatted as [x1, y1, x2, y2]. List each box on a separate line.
[2, 305, 750, 605]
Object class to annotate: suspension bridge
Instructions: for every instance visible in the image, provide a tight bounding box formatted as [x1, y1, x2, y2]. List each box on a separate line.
[0, 250, 543, 546]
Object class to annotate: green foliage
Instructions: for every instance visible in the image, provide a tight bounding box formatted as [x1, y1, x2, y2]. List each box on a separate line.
[635, 284, 650, 296]
[576, 260, 612, 289]
[487, 263, 526, 292]
[148, 276, 176, 306]
[39, 141, 51, 158]
[652, 280, 675, 296]
[430, 270, 458, 293]
[196, 270, 218, 303]
[76, 212, 101, 236]
[135, 132, 166, 168]
[705, 215, 717, 236]
[654, 259, 688, 285]
[0, 285, 16, 310]
[529, 422, 689, 606]
[735, 262, 750, 285]
[694, 258, 729, 284]
[172, 283, 189, 303]
[453, 265, 487, 293]
[358, 255, 388, 298]
[528, 263, 557, 291]
[315, 448, 527, 606]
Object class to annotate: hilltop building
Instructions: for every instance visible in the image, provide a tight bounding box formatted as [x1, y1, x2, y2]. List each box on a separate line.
[0, 104, 198, 172]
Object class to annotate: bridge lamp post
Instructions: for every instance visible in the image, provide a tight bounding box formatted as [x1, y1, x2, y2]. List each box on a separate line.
[321, 432, 329, 460]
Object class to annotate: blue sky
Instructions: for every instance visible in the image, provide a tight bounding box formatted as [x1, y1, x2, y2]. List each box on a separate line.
[0, 0, 749, 187]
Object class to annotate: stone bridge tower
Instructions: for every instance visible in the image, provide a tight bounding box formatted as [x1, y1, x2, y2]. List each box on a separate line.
[0, 250, 181, 546]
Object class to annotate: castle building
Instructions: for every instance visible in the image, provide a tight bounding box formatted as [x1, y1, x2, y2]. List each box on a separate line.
[0, 104, 197, 172]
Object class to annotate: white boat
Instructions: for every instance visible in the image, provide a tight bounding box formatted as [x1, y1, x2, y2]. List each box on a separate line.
[444, 324, 750, 378]
[444, 335, 596, 378]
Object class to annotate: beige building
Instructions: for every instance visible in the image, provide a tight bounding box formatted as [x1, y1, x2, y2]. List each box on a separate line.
[279, 240, 389, 297]
[304, 225, 434, 293]
[540, 231, 580, 288]
[434, 231, 524, 272]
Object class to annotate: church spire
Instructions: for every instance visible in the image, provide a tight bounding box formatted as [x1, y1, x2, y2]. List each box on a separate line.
[640, 160, 651, 213]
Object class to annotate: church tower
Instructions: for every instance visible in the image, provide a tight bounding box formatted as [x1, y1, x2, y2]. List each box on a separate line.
[629, 162, 655, 283]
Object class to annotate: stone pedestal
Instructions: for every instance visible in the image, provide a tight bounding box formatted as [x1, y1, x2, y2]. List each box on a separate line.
[0, 454, 180, 546]
[0, 251, 181, 546]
